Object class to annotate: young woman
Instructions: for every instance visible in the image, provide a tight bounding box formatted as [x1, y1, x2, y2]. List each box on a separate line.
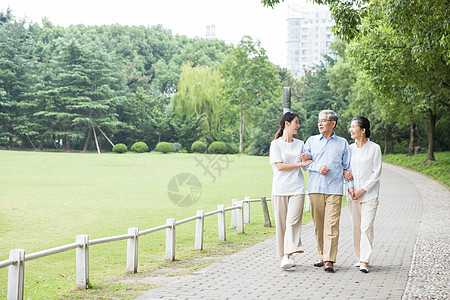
[348, 116, 382, 273]
[269, 112, 312, 269]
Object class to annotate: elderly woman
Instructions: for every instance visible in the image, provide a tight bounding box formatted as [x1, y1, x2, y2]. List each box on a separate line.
[347, 116, 382, 273]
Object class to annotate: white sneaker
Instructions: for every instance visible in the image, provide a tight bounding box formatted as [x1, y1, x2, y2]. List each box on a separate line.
[360, 263, 369, 273]
[355, 262, 361, 268]
[289, 255, 296, 267]
[280, 256, 292, 269]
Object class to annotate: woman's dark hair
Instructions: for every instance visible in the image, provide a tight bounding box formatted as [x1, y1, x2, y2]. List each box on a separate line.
[352, 116, 371, 138]
[274, 112, 299, 140]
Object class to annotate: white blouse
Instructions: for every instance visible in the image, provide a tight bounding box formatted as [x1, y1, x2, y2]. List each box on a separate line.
[269, 138, 306, 196]
[349, 139, 382, 202]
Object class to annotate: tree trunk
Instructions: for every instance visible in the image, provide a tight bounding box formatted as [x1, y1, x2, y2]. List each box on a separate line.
[384, 125, 393, 155]
[38, 136, 44, 151]
[98, 134, 103, 152]
[425, 109, 436, 162]
[8, 135, 13, 149]
[407, 121, 415, 156]
[65, 136, 71, 152]
[239, 98, 244, 153]
[83, 127, 92, 152]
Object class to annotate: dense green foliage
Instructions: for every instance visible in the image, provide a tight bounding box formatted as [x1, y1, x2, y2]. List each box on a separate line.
[155, 141, 172, 153]
[112, 143, 127, 153]
[383, 152, 450, 186]
[130, 141, 149, 153]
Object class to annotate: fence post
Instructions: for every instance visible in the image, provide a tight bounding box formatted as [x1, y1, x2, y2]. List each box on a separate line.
[165, 218, 176, 262]
[217, 204, 226, 241]
[230, 199, 238, 228]
[7, 249, 25, 300]
[195, 210, 205, 250]
[126, 227, 139, 274]
[261, 197, 272, 227]
[304, 194, 311, 212]
[236, 201, 244, 234]
[76, 235, 89, 290]
[244, 196, 250, 224]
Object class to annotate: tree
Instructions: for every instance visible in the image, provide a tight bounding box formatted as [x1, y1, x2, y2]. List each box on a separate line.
[173, 62, 224, 137]
[0, 11, 36, 148]
[52, 32, 126, 152]
[347, 0, 449, 161]
[220, 36, 281, 153]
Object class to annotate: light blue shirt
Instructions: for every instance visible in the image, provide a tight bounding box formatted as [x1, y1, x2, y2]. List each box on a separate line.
[304, 133, 352, 195]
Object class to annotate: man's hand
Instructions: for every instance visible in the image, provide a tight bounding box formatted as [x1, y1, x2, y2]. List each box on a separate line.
[300, 153, 312, 161]
[319, 165, 330, 175]
[343, 169, 353, 181]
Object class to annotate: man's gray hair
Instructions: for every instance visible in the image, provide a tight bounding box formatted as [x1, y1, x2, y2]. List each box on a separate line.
[319, 110, 338, 127]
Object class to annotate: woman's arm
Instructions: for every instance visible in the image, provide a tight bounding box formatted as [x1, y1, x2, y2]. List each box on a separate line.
[275, 160, 312, 171]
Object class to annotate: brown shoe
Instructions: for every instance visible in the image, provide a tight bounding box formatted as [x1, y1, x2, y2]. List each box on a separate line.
[324, 261, 335, 273]
[313, 260, 324, 267]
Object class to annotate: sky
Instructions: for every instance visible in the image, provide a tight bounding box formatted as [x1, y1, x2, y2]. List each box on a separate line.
[0, 0, 318, 67]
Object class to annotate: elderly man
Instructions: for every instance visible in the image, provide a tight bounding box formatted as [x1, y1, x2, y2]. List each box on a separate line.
[302, 110, 352, 273]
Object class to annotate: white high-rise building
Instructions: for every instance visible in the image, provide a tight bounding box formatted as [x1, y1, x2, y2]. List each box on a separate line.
[206, 25, 216, 40]
[286, 2, 335, 77]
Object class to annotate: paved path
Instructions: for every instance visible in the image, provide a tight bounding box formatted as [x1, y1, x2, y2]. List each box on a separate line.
[136, 163, 449, 299]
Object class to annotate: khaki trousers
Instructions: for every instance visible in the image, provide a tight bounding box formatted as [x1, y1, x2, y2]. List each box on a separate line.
[309, 193, 342, 262]
[271, 194, 305, 257]
[348, 198, 379, 263]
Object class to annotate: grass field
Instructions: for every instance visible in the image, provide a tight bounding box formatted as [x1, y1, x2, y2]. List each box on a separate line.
[383, 152, 450, 187]
[0, 150, 315, 299]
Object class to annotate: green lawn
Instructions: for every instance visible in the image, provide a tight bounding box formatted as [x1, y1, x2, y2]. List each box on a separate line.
[383, 152, 450, 187]
[1, 151, 310, 299]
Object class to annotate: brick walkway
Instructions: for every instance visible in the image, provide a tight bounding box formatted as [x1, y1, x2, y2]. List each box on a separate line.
[136, 163, 444, 299]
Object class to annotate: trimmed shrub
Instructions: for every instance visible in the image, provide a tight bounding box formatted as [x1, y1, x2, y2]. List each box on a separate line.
[112, 143, 127, 153]
[225, 143, 239, 154]
[171, 142, 182, 153]
[191, 141, 207, 153]
[155, 142, 172, 153]
[208, 141, 227, 154]
[131, 141, 149, 153]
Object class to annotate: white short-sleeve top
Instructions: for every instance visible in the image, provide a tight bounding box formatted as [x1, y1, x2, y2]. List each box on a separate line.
[269, 137, 306, 196]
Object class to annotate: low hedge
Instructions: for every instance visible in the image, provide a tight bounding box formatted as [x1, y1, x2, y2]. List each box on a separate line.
[155, 142, 172, 153]
[208, 141, 227, 154]
[171, 142, 182, 153]
[131, 141, 149, 153]
[191, 141, 207, 153]
[112, 143, 127, 153]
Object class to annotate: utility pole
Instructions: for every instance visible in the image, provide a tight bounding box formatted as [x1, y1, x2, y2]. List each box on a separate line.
[282, 87, 291, 113]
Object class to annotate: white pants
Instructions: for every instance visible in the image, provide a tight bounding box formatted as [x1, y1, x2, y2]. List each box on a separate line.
[348, 197, 379, 263]
[272, 194, 305, 257]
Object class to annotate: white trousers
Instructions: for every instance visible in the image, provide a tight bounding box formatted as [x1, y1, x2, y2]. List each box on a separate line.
[348, 197, 379, 263]
[271, 194, 305, 257]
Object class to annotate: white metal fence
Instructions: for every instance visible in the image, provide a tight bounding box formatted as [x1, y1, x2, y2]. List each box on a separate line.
[1, 196, 278, 300]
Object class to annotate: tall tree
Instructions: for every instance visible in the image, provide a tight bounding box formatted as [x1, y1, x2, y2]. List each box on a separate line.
[0, 10, 36, 148]
[347, 0, 449, 161]
[173, 62, 223, 137]
[220, 36, 281, 153]
[52, 32, 126, 152]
